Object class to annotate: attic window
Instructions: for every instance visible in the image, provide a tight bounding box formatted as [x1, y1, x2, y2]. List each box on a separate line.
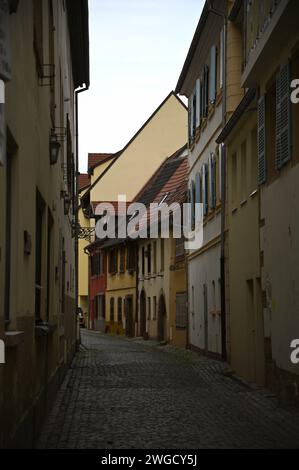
[158, 193, 169, 206]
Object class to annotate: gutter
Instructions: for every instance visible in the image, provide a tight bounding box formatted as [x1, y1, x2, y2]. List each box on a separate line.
[75, 85, 89, 344]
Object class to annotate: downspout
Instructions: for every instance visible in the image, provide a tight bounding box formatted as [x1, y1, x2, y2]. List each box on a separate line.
[75, 85, 88, 346]
[220, 16, 228, 362]
[208, 1, 228, 361]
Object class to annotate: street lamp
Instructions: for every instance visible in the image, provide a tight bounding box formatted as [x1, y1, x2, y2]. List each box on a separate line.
[49, 130, 61, 165]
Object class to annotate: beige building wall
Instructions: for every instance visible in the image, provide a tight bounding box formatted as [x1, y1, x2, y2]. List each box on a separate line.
[226, 112, 265, 386]
[0, 1, 87, 447]
[138, 238, 171, 340]
[90, 93, 188, 203]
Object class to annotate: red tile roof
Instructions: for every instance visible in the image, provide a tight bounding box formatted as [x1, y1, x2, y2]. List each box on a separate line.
[88, 153, 115, 172]
[78, 173, 90, 192]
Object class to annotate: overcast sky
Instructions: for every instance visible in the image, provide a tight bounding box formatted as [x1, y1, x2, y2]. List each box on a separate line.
[78, 0, 205, 173]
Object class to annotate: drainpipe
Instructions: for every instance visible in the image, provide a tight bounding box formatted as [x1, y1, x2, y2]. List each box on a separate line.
[220, 14, 228, 362]
[208, 1, 228, 361]
[75, 85, 88, 346]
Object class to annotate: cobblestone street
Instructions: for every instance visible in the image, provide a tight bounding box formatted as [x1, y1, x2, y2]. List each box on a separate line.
[38, 330, 299, 449]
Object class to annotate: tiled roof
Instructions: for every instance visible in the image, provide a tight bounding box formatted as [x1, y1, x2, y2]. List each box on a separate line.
[134, 145, 187, 207]
[88, 153, 115, 172]
[131, 145, 188, 235]
[78, 173, 90, 192]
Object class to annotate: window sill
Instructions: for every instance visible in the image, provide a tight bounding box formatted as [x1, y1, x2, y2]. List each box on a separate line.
[4, 331, 24, 348]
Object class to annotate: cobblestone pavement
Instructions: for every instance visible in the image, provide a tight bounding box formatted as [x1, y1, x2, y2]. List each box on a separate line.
[38, 330, 299, 449]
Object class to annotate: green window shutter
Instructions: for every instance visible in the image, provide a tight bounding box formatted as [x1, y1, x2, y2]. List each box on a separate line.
[276, 62, 291, 169]
[196, 78, 201, 128]
[209, 45, 217, 104]
[257, 95, 267, 185]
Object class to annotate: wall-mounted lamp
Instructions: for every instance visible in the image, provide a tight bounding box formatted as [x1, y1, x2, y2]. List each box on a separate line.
[49, 130, 61, 165]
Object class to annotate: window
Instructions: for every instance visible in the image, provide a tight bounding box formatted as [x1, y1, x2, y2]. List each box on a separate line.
[153, 241, 157, 274]
[119, 246, 125, 273]
[153, 296, 157, 320]
[203, 64, 209, 118]
[95, 295, 105, 320]
[210, 154, 217, 209]
[117, 297, 122, 323]
[250, 128, 258, 191]
[109, 249, 118, 274]
[175, 236, 185, 258]
[147, 243, 151, 274]
[176, 293, 187, 329]
[160, 238, 164, 272]
[147, 297, 151, 320]
[91, 252, 103, 276]
[127, 244, 136, 272]
[190, 180, 196, 230]
[202, 164, 209, 215]
[110, 298, 115, 322]
[209, 45, 217, 104]
[142, 246, 145, 275]
[240, 141, 247, 201]
[265, 80, 277, 183]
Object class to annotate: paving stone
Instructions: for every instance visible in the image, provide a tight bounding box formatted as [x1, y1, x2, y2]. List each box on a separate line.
[37, 330, 299, 449]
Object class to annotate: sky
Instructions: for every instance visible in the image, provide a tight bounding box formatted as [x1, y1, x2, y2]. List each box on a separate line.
[78, 0, 205, 173]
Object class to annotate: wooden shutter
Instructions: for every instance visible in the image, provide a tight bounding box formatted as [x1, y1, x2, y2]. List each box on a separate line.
[196, 78, 201, 128]
[209, 45, 217, 104]
[276, 62, 291, 169]
[257, 96, 267, 185]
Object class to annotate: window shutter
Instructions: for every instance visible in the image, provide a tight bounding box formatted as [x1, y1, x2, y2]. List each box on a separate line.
[202, 165, 208, 215]
[276, 62, 291, 169]
[203, 65, 209, 118]
[209, 45, 217, 104]
[190, 180, 195, 230]
[220, 28, 224, 89]
[210, 154, 216, 209]
[218, 145, 222, 201]
[195, 171, 201, 204]
[193, 92, 197, 136]
[188, 93, 193, 143]
[257, 95, 266, 185]
[196, 78, 201, 128]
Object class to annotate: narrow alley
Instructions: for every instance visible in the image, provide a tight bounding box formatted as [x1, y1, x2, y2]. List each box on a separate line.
[38, 330, 299, 449]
